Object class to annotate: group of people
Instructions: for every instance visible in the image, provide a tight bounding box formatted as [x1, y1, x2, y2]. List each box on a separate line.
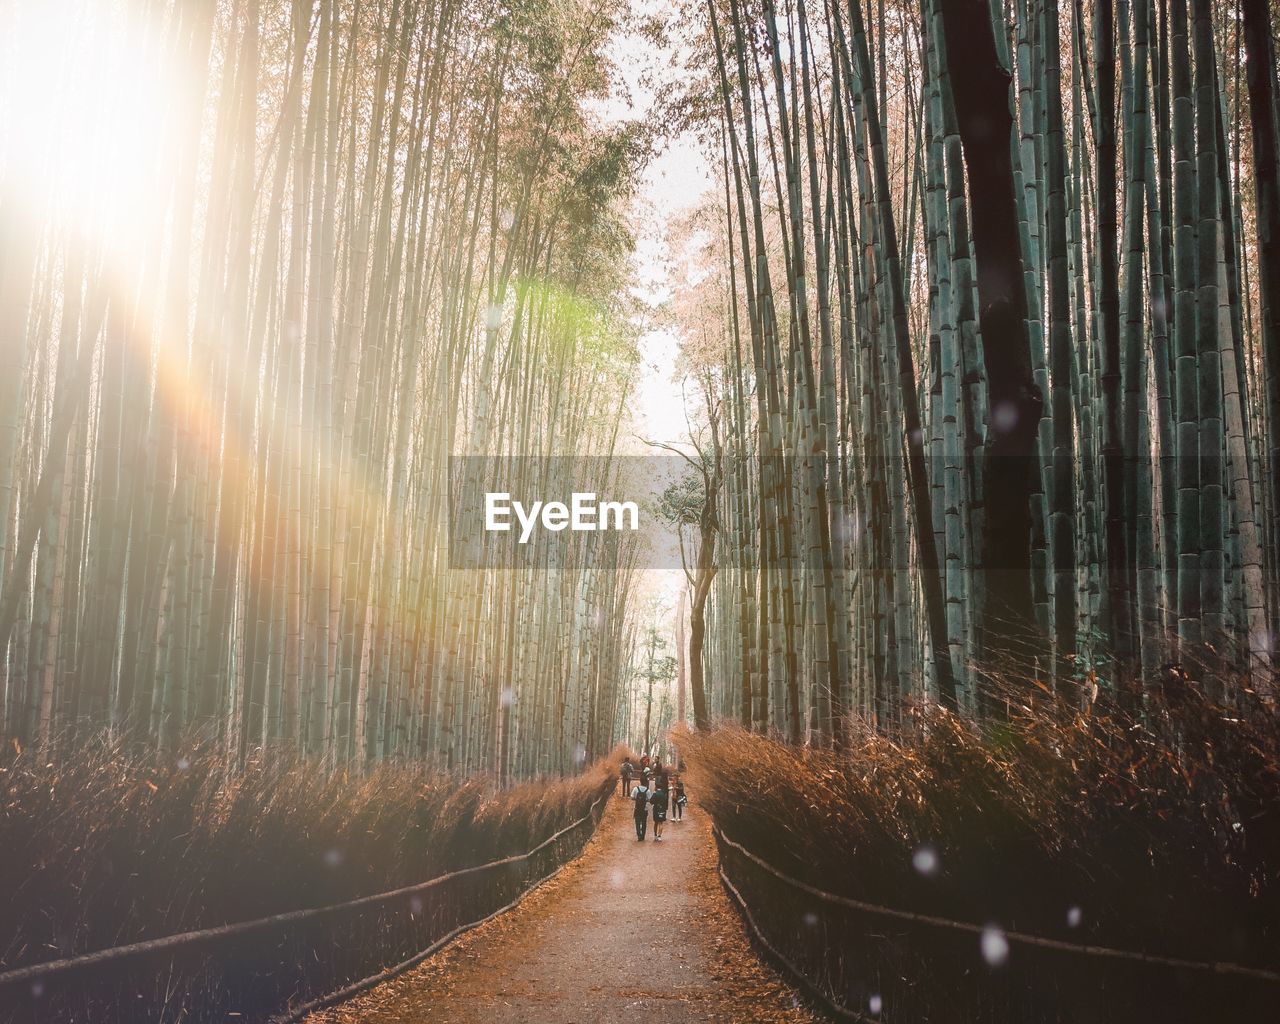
[620, 755, 687, 842]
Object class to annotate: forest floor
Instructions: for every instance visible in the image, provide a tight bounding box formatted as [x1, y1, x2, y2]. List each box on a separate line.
[305, 792, 824, 1024]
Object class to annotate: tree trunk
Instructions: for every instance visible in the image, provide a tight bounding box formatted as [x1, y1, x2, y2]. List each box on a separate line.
[937, 0, 1044, 680]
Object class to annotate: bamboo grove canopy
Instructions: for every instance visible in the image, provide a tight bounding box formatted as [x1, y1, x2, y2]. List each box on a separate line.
[678, 0, 1280, 740]
[0, 0, 649, 775]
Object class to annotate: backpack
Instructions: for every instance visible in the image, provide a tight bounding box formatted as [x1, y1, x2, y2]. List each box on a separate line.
[632, 787, 649, 812]
[650, 789, 669, 812]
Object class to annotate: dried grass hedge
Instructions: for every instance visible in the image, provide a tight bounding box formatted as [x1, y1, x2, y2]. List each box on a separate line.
[0, 739, 621, 976]
[679, 677, 1280, 1019]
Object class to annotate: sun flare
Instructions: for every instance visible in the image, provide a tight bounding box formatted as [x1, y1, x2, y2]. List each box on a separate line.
[1, 2, 179, 257]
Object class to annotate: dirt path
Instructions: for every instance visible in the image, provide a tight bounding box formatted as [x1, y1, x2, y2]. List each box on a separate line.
[307, 794, 824, 1024]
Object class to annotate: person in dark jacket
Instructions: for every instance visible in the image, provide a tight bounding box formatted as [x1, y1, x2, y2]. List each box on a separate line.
[630, 780, 650, 840]
[650, 781, 669, 841]
[620, 758, 633, 797]
[673, 778, 687, 820]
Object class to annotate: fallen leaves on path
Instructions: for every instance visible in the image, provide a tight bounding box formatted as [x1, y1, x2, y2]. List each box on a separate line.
[306, 799, 825, 1023]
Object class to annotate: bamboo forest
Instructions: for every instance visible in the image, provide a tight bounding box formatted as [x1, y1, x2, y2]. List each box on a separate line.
[1, 1, 1278, 1022]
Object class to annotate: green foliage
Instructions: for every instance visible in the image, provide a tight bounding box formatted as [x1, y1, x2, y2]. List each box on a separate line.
[656, 471, 708, 526]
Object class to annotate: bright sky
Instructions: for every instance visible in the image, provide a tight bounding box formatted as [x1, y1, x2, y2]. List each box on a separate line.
[586, 2, 713, 448]
[584, 1, 716, 635]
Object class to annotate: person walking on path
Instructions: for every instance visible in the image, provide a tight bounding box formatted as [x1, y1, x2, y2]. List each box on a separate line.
[673, 778, 687, 820]
[630, 779, 650, 840]
[620, 757, 633, 797]
[650, 781, 669, 841]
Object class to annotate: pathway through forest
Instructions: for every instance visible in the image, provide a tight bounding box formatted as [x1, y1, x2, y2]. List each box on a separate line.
[307, 795, 823, 1023]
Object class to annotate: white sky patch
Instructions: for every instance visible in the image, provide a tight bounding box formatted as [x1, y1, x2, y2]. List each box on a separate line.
[587, 1, 713, 450]
[588, 1, 716, 625]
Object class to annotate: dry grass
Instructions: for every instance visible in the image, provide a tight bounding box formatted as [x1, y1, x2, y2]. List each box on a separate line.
[679, 675, 1280, 975]
[0, 738, 621, 974]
